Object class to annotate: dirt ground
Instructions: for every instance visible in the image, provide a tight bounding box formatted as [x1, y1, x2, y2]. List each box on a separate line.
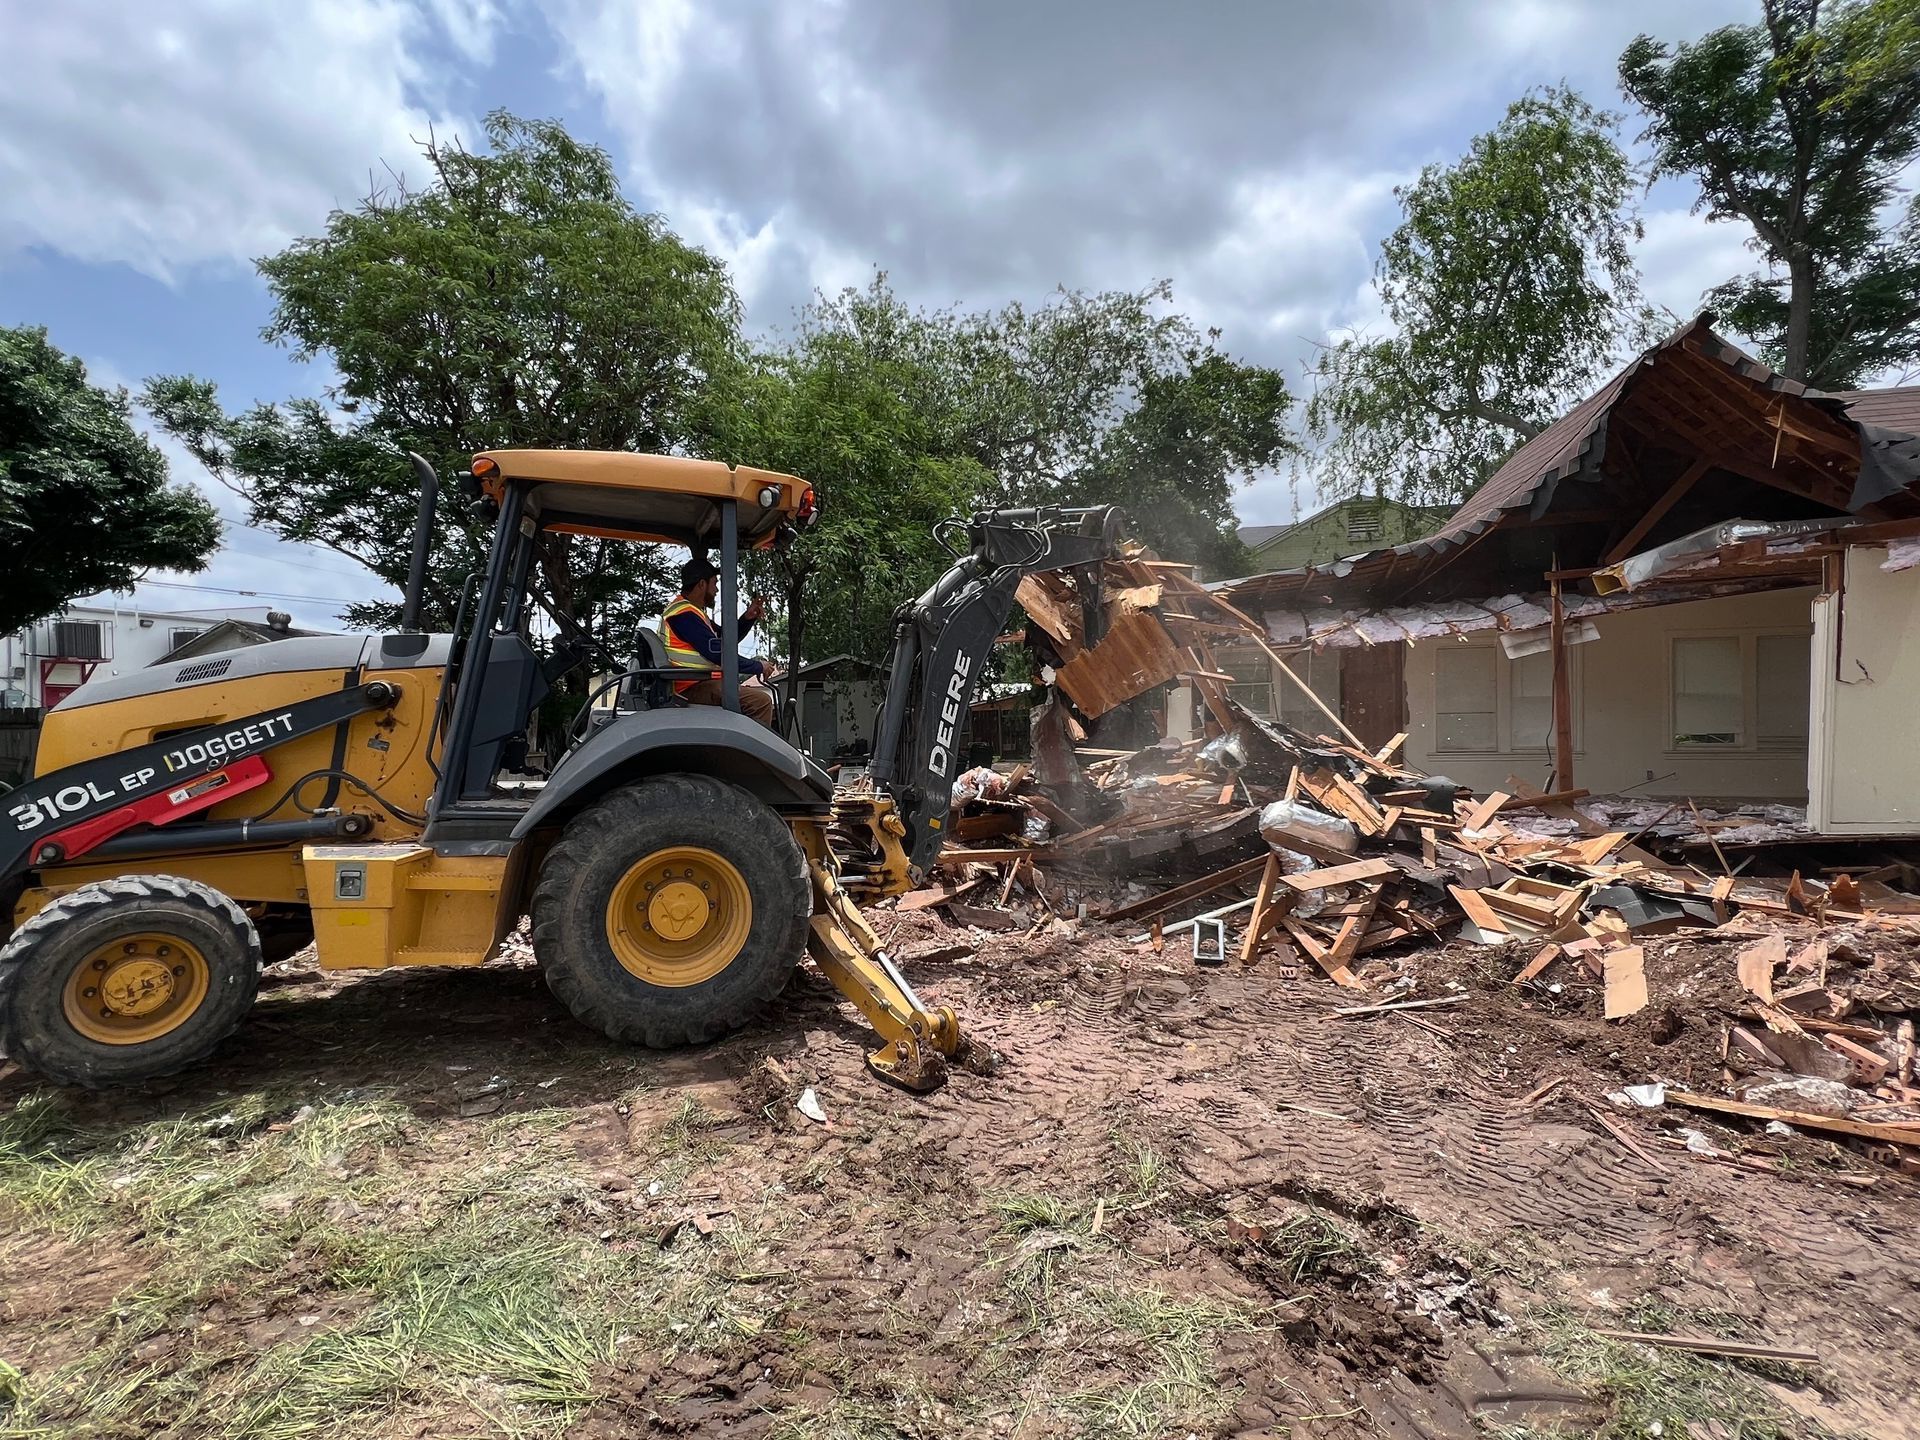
[3, 910, 1917, 1439]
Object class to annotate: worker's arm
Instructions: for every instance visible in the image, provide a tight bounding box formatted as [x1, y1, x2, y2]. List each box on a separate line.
[666, 608, 765, 677]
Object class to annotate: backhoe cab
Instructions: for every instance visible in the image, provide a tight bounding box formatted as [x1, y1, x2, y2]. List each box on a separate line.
[0, 449, 960, 1092]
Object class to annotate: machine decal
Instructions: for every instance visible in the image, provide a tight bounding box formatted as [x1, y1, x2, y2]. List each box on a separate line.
[2, 684, 396, 883]
[924, 653, 973, 781]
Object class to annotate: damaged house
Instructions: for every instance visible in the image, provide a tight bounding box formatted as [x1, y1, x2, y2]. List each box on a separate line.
[1212, 317, 1920, 844]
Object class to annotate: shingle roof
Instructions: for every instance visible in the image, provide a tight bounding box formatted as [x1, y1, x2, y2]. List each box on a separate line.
[1834, 385, 1920, 436]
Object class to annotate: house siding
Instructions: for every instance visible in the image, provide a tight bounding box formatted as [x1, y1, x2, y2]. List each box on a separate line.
[1810, 549, 1920, 833]
[1400, 587, 1816, 801]
[1245, 499, 1445, 573]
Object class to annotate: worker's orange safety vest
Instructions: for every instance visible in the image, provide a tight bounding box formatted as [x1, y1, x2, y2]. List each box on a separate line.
[659, 598, 716, 694]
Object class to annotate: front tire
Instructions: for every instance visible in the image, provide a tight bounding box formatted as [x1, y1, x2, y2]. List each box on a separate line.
[0, 875, 262, 1087]
[531, 775, 810, 1048]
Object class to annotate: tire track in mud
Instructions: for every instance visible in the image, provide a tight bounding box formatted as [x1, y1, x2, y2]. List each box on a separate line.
[1026, 962, 1677, 1260]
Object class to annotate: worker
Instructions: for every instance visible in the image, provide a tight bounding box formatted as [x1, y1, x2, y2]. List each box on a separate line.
[659, 556, 779, 728]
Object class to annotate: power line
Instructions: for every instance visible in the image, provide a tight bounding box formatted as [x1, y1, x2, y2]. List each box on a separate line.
[129, 577, 380, 607]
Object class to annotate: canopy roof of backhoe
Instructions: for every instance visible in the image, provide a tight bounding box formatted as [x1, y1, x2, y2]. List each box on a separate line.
[473, 449, 814, 549]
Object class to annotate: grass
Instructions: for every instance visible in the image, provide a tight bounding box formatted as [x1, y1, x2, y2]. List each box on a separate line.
[0, 1082, 777, 1440]
[1260, 1206, 1379, 1288]
[1513, 1303, 1840, 1440]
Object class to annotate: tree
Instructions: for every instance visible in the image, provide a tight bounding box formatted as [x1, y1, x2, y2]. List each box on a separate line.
[731, 275, 1291, 678]
[1622, 0, 1920, 386]
[0, 325, 219, 633]
[727, 281, 991, 674]
[145, 112, 744, 645]
[1305, 87, 1650, 505]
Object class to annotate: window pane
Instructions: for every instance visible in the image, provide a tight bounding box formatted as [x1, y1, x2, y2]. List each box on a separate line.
[1672, 636, 1741, 746]
[1278, 650, 1340, 731]
[1509, 651, 1552, 752]
[1436, 646, 1496, 752]
[1218, 645, 1274, 717]
[1756, 633, 1810, 747]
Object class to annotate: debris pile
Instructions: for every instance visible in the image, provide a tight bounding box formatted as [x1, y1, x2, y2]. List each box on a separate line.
[895, 549, 1920, 1171]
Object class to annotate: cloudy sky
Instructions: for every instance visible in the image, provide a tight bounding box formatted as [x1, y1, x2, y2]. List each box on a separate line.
[0, 0, 1770, 627]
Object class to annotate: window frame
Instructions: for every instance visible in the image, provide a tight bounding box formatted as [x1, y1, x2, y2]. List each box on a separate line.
[1429, 637, 1582, 758]
[1664, 627, 1813, 756]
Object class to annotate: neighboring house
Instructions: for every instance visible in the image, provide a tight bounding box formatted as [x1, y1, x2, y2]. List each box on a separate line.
[0, 604, 327, 711]
[779, 654, 887, 763]
[1238, 496, 1450, 573]
[158, 613, 322, 662]
[1214, 316, 1920, 835]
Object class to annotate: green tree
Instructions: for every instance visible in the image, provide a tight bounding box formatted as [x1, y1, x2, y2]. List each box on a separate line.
[1305, 87, 1650, 505]
[145, 111, 744, 645]
[727, 280, 991, 672]
[0, 325, 219, 633]
[733, 275, 1291, 676]
[1621, 0, 1920, 386]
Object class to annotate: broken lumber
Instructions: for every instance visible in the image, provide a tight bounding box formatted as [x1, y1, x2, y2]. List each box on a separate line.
[1447, 886, 1509, 934]
[1281, 858, 1397, 893]
[1591, 1331, 1819, 1366]
[1603, 946, 1648, 1020]
[1462, 791, 1512, 831]
[1512, 943, 1563, 985]
[1665, 1090, 1920, 1147]
[1332, 995, 1468, 1018]
[1099, 855, 1268, 923]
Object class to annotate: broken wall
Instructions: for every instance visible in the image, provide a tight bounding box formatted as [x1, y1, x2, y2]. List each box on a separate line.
[1399, 587, 1817, 800]
[1810, 548, 1920, 833]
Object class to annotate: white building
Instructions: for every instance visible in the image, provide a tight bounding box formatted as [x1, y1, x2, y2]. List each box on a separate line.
[1, 602, 319, 711]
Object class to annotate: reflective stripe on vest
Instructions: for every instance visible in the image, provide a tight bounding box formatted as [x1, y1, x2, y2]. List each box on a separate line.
[659, 599, 715, 692]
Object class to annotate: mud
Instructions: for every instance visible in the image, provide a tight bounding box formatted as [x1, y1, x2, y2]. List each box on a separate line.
[4, 911, 1918, 1437]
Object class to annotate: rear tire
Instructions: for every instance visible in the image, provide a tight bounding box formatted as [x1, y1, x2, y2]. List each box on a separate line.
[532, 775, 810, 1047]
[0, 875, 262, 1087]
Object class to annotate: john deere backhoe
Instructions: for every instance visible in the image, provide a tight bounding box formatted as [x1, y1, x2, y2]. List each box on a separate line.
[0, 449, 1124, 1091]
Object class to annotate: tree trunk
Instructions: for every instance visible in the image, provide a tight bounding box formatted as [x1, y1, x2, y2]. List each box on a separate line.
[1784, 249, 1816, 382]
[781, 560, 810, 740]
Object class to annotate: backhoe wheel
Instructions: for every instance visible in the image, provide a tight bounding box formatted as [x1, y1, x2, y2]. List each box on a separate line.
[0, 876, 262, 1088]
[532, 775, 809, 1048]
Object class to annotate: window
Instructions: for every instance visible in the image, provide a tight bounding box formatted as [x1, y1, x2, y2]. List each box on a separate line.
[1509, 650, 1554, 752]
[1671, 636, 1743, 746]
[52, 620, 103, 659]
[1756, 633, 1811, 749]
[1219, 646, 1274, 717]
[169, 627, 205, 650]
[1277, 649, 1342, 734]
[1435, 645, 1497, 752]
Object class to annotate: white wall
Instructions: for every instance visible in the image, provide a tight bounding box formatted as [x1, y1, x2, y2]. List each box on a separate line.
[2, 604, 277, 707]
[1401, 587, 1817, 801]
[1809, 550, 1920, 833]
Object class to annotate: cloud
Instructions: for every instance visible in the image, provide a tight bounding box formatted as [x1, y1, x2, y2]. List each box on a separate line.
[0, 0, 483, 281]
[545, 0, 1753, 361]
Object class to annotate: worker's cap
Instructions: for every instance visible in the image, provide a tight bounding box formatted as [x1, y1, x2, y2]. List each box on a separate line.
[680, 555, 719, 589]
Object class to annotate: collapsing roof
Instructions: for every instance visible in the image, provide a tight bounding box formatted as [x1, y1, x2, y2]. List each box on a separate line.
[1219, 315, 1920, 619]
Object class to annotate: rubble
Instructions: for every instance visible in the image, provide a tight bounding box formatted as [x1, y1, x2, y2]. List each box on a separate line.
[905, 550, 1920, 1175]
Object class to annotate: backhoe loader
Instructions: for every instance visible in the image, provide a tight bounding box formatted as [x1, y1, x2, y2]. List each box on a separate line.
[0, 449, 1124, 1091]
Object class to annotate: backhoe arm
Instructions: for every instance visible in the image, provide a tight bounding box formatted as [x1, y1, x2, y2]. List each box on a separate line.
[866, 505, 1126, 879]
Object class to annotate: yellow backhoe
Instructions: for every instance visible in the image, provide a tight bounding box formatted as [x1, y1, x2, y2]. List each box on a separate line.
[0, 450, 1123, 1091]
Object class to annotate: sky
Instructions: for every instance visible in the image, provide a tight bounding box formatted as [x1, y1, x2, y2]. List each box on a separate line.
[0, 0, 1786, 629]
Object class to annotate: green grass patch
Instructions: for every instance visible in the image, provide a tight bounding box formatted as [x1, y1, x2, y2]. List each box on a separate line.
[1517, 1303, 1839, 1440]
[0, 1083, 775, 1439]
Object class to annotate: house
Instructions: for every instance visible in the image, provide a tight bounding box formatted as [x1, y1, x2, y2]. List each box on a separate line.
[778, 654, 887, 763]
[1238, 496, 1450, 572]
[1213, 316, 1920, 836]
[157, 613, 323, 662]
[1, 603, 328, 711]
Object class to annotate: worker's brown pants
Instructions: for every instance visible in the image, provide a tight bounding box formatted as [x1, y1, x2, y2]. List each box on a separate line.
[681, 677, 777, 729]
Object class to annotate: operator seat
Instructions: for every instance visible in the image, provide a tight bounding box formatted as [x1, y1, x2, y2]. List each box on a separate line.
[621, 627, 685, 711]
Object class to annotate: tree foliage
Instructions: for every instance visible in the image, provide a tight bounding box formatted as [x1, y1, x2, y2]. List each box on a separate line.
[145, 112, 744, 642]
[1621, 0, 1920, 386]
[0, 325, 219, 633]
[1305, 87, 1650, 506]
[731, 275, 1290, 666]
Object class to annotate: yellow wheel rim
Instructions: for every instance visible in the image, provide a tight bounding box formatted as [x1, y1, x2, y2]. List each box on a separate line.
[62, 933, 211, 1046]
[605, 846, 753, 987]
